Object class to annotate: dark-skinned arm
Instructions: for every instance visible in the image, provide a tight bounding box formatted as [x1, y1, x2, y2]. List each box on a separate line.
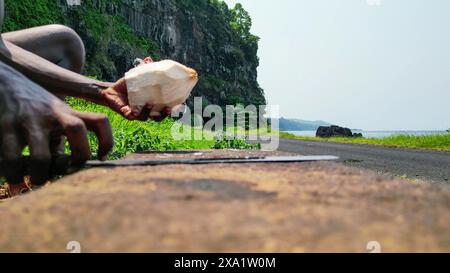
[0, 0, 171, 120]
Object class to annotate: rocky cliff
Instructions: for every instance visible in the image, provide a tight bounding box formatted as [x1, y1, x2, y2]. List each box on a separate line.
[3, 0, 266, 108]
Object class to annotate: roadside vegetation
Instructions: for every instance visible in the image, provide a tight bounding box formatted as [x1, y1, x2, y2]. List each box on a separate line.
[279, 131, 450, 152]
[1, 102, 257, 186]
[67, 98, 257, 160]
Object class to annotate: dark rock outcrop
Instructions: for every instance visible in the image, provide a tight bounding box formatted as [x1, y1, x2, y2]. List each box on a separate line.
[316, 126, 354, 138]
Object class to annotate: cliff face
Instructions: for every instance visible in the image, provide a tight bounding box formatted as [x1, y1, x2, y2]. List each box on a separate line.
[3, 0, 266, 107]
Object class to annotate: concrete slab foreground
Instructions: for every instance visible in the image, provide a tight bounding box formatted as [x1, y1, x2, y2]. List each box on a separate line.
[0, 150, 449, 252]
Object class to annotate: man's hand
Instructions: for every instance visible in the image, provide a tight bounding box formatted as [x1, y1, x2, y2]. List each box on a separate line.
[0, 62, 113, 186]
[101, 57, 175, 122]
[101, 78, 172, 122]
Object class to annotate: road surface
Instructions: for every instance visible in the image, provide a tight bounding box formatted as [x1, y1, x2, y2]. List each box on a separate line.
[278, 138, 450, 183]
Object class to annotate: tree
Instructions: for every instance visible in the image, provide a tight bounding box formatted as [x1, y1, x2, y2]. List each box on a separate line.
[230, 4, 251, 38]
[229, 3, 260, 65]
[229, 3, 259, 45]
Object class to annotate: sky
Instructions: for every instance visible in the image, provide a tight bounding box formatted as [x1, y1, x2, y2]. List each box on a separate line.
[223, 0, 450, 130]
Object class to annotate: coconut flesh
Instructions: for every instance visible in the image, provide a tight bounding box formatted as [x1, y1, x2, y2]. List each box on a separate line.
[125, 60, 198, 115]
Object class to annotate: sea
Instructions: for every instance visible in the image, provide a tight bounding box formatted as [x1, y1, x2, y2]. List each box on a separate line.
[286, 130, 447, 139]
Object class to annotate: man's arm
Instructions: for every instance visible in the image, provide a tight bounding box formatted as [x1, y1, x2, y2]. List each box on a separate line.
[0, 0, 109, 104]
[0, 0, 172, 121]
[0, 39, 110, 105]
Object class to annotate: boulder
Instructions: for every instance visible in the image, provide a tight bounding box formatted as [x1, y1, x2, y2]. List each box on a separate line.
[316, 125, 354, 138]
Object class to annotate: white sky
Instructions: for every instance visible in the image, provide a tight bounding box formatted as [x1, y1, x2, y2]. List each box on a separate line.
[223, 0, 450, 130]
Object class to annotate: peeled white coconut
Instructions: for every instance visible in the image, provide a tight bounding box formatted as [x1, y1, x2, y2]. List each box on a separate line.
[125, 60, 198, 115]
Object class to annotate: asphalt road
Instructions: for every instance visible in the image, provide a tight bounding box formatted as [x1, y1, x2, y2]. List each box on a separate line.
[277, 138, 450, 183]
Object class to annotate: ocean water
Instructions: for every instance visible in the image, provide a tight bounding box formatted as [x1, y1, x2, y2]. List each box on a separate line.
[286, 130, 447, 139]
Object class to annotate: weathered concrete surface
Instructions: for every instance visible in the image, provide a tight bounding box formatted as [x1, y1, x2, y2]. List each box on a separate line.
[0, 150, 449, 253]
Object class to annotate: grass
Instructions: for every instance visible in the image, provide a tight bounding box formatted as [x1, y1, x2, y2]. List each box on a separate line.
[279, 131, 450, 152]
[0, 100, 256, 186]
[66, 98, 257, 160]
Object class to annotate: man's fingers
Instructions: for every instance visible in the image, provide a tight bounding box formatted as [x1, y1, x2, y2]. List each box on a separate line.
[149, 106, 171, 121]
[148, 105, 165, 121]
[143, 57, 154, 63]
[113, 78, 128, 96]
[73, 112, 113, 161]
[49, 133, 66, 157]
[61, 114, 91, 165]
[25, 127, 51, 186]
[120, 106, 136, 120]
[163, 107, 173, 115]
[0, 117, 24, 184]
[158, 107, 173, 120]
[1, 133, 24, 184]
[137, 106, 151, 121]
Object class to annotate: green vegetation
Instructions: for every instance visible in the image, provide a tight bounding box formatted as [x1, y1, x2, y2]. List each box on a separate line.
[67, 99, 257, 160]
[2, 0, 62, 31]
[279, 132, 450, 152]
[229, 3, 260, 60]
[3, 0, 161, 81]
[65, 1, 162, 80]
